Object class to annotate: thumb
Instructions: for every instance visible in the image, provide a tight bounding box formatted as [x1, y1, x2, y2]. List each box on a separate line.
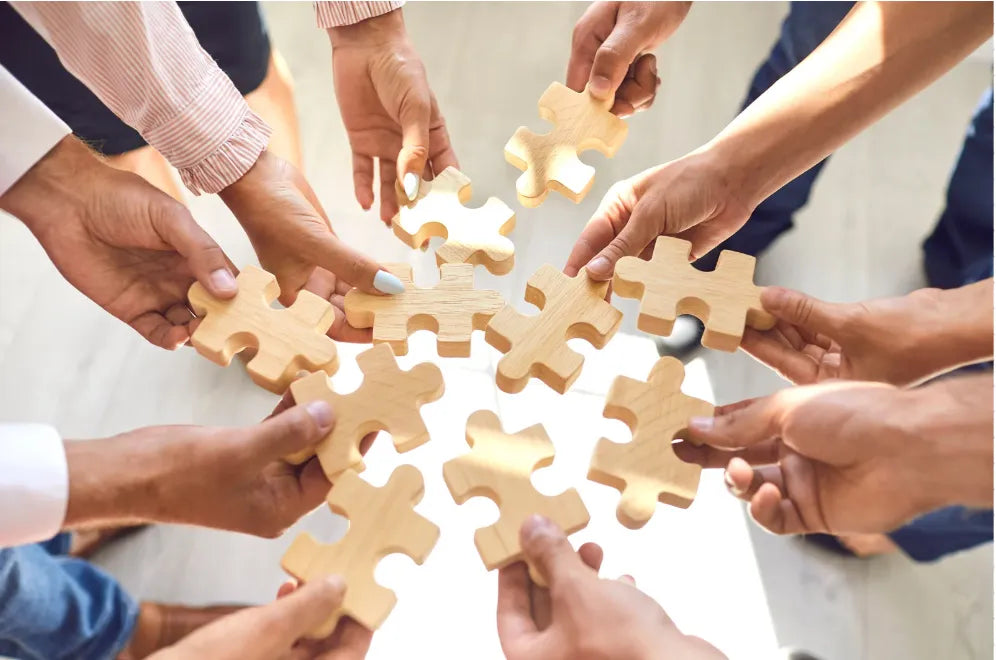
[685, 393, 786, 449]
[156, 203, 237, 299]
[256, 577, 347, 647]
[588, 20, 645, 100]
[249, 402, 335, 462]
[394, 83, 432, 203]
[519, 515, 588, 587]
[761, 287, 843, 335]
[585, 203, 658, 281]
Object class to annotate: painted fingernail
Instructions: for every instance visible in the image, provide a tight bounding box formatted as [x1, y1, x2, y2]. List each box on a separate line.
[403, 172, 420, 201]
[688, 417, 714, 432]
[586, 256, 610, 276]
[373, 270, 406, 295]
[521, 514, 556, 542]
[305, 400, 333, 428]
[209, 269, 237, 294]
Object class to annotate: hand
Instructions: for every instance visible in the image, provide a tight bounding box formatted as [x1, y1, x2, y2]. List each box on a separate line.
[0, 136, 238, 350]
[218, 150, 405, 310]
[567, 1, 689, 115]
[497, 515, 724, 660]
[564, 152, 752, 280]
[741, 282, 995, 387]
[151, 577, 372, 660]
[328, 8, 458, 223]
[65, 399, 337, 538]
[682, 377, 994, 536]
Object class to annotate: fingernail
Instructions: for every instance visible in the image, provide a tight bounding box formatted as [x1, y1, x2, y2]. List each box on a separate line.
[589, 75, 612, 97]
[586, 256, 610, 276]
[209, 268, 237, 294]
[403, 172, 420, 201]
[521, 514, 556, 543]
[688, 417, 714, 433]
[373, 270, 406, 295]
[324, 575, 346, 591]
[305, 400, 333, 428]
[724, 469, 744, 496]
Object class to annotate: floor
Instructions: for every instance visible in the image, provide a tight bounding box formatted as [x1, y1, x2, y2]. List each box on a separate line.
[0, 2, 992, 659]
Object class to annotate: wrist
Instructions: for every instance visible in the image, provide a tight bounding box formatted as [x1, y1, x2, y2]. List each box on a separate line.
[327, 8, 406, 48]
[681, 144, 756, 221]
[904, 283, 994, 382]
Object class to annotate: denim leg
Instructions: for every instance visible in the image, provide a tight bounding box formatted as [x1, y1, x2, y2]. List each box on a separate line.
[922, 89, 995, 290]
[697, 2, 854, 269]
[888, 507, 994, 563]
[0, 543, 138, 659]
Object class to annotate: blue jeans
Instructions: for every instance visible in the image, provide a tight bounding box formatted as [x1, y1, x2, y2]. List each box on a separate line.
[0, 533, 137, 659]
[709, 1, 994, 561]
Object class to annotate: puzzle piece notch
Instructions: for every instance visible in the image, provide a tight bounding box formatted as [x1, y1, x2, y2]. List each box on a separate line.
[443, 410, 590, 585]
[287, 344, 444, 477]
[281, 465, 440, 636]
[504, 82, 628, 207]
[344, 263, 505, 357]
[485, 265, 622, 394]
[392, 167, 517, 275]
[187, 266, 338, 393]
[588, 357, 715, 529]
[613, 236, 776, 352]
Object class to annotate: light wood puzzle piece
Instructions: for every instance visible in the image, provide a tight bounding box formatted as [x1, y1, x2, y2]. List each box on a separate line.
[187, 266, 338, 394]
[504, 82, 628, 207]
[287, 344, 444, 476]
[344, 263, 505, 357]
[443, 410, 589, 584]
[393, 167, 516, 274]
[281, 465, 439, 636]
[485, 265, 622, 394]
[613, 236, 776, 352]
[588, 357, 714, 529]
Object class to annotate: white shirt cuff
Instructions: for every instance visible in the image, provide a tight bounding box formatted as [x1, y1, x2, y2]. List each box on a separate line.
[0, 65, 71, 196]
[0, 423, 68, 548]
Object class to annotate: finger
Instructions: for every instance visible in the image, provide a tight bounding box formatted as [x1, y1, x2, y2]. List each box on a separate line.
[565, 179, 639, 278]
[250, 402, 335, 461]
[609, 98, 637, 118]
[618, 574, 636, 586]
[588, 19, 645, 101]
[586, 196, 661, 281]
[327, 304, 374, 343]
[303, 231, 404, 296]
[154, 204, 238, 299]
[724, 458, 784, 500]
[496, 561, 539, 645]
[379, 159, 399, 225]
[749, 482, 807, 535]
[578, 542, 603, 572]
[740, 327, 820, 385]
[686, 393, 787, 449]
[519, 515, 587, 587]
[614, 55, 657, 113]
[352, 153, 375, 211]
[255, 577, 347, 649]
[673, 439, 780, 469]
[566, 5, 608, 92]
[761, 287, 844, 337]
[164, 302, 195, 327]
[317, 618, 373, 659]
[131, 312, 189, 350]
[298, 458, 333, 507]
[395, 82, 432, 203]
[427, 97, 459, 172]
[276, 579, 298, 600]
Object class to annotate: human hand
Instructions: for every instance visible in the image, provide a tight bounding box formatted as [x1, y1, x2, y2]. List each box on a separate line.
[740, 281, 995, 387]
[65, 399, 337, 538]
[567, 1, 689, 115]
[0, 136, 237, 350]
[682, 377, 994, 536]
[328, 8, 458, 223]
[150, 577, 372, 660]
[497, 515, 725, 660]
[218, 150, 405, 312]
[565, 152, 752, 280]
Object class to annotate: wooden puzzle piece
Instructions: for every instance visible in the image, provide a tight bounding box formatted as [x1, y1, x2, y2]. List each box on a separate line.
[443, 410, 589, 585]
[588, 357, 714, 529]
[187, 266, 338, 394]
[613, 236, 776, 352]
[287, 344, 444, 477]
[344, 263, 505, 357]
[392, 167, 517, 274]
[485, 265, 622, 394]
[504, 82, 628, 207]
[281, 465, 439, 636]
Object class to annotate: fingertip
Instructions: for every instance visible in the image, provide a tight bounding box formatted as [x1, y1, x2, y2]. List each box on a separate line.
[588, 74, 613, 99]
[760, 286, 789, 309]
[373, 270, 406, 295]
[208, 268, 238, 298]
[403, 172, 420, 202]
[304, 400, 334, 430]
[584, 256, 613, 280]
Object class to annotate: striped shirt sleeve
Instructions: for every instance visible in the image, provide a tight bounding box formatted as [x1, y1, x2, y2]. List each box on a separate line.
[315, 1, 404, 28]
[9, 1, 272, 195]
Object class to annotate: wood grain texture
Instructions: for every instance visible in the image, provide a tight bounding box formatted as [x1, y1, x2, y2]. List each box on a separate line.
[588, 357, 714, 529]
[613, 236, 776, 352]
[344, 263, 505, 357]
[287, 344, 444, 477]
[442, 410, 589, 585]
[187, 266, 338, 394]
[281, 465, 439, 636]
[504, 82, 628, 207]
[485, 265, 622, 394]
[393, 167, 516, 274]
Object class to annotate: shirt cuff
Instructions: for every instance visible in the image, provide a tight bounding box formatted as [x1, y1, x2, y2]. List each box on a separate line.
[315, 1, 404, 28]
[0, 423, 68, 548]
[143, 65, 272, 196]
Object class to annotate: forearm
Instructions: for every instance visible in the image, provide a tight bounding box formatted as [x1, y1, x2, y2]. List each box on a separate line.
[701, 1, 993, 208]
[63, 437, 162, 529]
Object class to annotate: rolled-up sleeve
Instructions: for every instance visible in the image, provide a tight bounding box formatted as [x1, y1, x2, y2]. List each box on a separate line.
[315, 1, 404, 28]
[0, 424, 68, 548]
[10, 1, 272, 195]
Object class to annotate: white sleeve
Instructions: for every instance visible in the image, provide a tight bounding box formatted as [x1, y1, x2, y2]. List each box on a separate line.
[0, 423, 68, 547]
[0, 64, 71, 196]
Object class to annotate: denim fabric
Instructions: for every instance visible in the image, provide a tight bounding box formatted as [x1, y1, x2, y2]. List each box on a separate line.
[889, 507, 994, 563]
[0, 533, 137, 659]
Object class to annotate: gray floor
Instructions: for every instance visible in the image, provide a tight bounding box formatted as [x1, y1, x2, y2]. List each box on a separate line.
[1, 2, 992, 659]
